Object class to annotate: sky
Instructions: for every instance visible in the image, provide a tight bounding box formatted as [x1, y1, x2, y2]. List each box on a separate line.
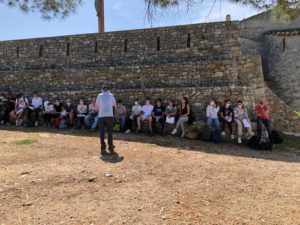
[0, 0, 262, 41]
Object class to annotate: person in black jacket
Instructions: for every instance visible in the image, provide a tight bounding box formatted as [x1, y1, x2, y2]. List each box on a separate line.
[219, 99, 235, 139]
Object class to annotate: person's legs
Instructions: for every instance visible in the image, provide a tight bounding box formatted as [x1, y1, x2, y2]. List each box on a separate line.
[106, 117, 115, 152]
[263, 119, 274, 145]
[120, 116, 126, 131]
[92, 116, 99, 130]
[34, 108, 41, 122]
[228, 122, 233, 135]
[179, 117, 188, 135]
[84, 115, 91, 128]
[160, 117, 166, 136]
[221, 119, 226, 133]
[257, 118, 263, 143]
[214, 118, 221, 133]
[99, 117, 106, 151]
[148, 116, 153, 133]
[207, 118, 213, 131]
[136, 116, 141, 131]
[235, 119, 243, 137]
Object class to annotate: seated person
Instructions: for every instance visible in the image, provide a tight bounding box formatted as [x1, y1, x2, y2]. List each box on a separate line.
[74, 99, 87, 129]
[114, 100, 127, 132]
[219, 99, 234, 139]
[28, 91, 43, 127]
[152, 99, 165, 136]
[172, 97, 191, 137]
[53, 99, 63, 128]
[124, 99, 142, 134]
[136, 98, 154, 135]
[164, 100, 178, 133]
[84, 96, 99, 131]
[206, 98, 220, 133]
[234, 100, 254, 144]
[59, 106, 68, 129]
[10, 93, 29, 126]
[65, 99, 76, 126]
[43, 101, 55, 127]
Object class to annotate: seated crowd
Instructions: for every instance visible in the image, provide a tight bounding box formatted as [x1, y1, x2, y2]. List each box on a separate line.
[0, 91, 274, 146]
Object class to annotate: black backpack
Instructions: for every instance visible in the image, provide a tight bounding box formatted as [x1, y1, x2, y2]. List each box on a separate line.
[272, 130, 284, 144]
[23, 119, 34, 128]
[200, 127, 211, 141]
[247, 135, 272, 151]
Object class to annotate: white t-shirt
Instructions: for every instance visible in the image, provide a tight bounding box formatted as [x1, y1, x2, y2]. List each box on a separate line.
[31, 97, 43, 109]
[96, 92, 116, 118]
[142, 104, 154, 117]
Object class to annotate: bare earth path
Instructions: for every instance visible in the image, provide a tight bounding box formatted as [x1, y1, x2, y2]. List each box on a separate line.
[0, 128, 299, 225]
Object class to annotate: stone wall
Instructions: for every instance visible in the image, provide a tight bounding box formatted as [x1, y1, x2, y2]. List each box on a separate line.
[0, 21, 299, 132]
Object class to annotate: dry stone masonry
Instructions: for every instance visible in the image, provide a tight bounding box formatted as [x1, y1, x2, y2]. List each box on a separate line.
[0, 21, 299, 132]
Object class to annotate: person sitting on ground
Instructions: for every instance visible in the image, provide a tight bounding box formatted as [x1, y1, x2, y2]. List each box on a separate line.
[171, 97, 191, 138]
[10, 93, 29, 126]
[124, 99, 142, 134]
[136, 97, 154, 135]
[28, 91, 43, 127]
[43, 101, 54, 127]
[206, 98, 220, 133]
[59, 106, 68, 129]
[74, 99, 88, 129]
[114, 99, 127, 132]
[255, 98, 274, 147]
[219, 99, 234, 139]
[84, 96, 99, 131]
[64, 99, 76, 126]
[234, 100, 254, 144]
[152, 99, 166, 136]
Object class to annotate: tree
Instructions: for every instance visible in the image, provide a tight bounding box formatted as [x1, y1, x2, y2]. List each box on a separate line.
[145, 0, 300, 21]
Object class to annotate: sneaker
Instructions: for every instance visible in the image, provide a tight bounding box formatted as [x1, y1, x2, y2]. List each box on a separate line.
[125, 129, 131, 134]
[238, 137, 242, 144]
[0, 120, 5, 125]
[34, 121, 38, 127]
[231, 134, 235, 140]
[221, 132, 225, 136]
[181, 132, 186, 138]
[171, 129, 177, 135]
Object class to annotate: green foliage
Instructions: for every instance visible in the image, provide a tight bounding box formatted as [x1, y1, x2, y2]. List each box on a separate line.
[295, 111, 300, 117]
[14, 139, 37, 145]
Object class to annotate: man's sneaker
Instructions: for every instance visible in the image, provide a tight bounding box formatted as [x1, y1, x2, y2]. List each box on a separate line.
[171, 129, 177, 135]
[125, 129, 131, 134]
[221, 132, 225, 136]
[238, 137, 242, 144]
[34, 121, 38, 127]
[231, 134, 235, 140]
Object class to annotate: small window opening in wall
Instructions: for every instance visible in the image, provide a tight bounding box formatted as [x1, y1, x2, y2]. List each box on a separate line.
[16, 47, 19, 58]
[94, 41, 98, 53]
[124, 39, 128, 53]
[66, 42, 70, 56]
[157, 37, 160, 51]
[39, 45, 43, 57]
[187, 33, 191, 48]
[282, 38, 286, 52]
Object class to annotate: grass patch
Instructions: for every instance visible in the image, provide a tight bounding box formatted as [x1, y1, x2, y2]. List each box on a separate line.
[295, 111, 300, 117]
[14, 139, 37, 145]
[276, 134, 300, 151]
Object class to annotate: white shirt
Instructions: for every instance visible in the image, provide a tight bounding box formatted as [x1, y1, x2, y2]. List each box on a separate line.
[31, 97, 43, 109]
[96, 92, 116, 118]
[206, 105, 220, 119]
[132, 104, 142, 116]
[142, 104, 154, 117]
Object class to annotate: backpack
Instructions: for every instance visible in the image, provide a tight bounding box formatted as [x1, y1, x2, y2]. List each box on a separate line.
[258, 141, 273, 151]
[272, 130, 284, 144]
[200, 127, 211, 141]
[211, 131, 222, 144]
[23, 119, 34, 128]
[247, 135, 258, 149]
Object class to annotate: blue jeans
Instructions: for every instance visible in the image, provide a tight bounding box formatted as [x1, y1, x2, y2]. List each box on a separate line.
[207, 117, 221, 132]
[115, 116, 126, 131]
[85, 114, 99, 129]
[257, 118, 274, 145]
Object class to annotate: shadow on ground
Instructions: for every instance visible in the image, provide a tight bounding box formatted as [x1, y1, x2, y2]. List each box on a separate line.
[1, 125, 300, 164]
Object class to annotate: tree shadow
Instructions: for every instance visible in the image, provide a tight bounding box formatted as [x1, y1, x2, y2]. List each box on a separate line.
[1, 126, 299, 164]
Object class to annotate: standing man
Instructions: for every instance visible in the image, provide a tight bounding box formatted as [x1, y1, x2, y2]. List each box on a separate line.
[255, 98, 274, 147]
[96, 85, 118, 157]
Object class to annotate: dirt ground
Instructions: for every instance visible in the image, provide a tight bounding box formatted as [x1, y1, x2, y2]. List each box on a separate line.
[0, 127, 299, 225]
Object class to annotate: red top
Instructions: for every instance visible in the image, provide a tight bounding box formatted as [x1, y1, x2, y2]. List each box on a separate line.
[255, 105, 270, 120]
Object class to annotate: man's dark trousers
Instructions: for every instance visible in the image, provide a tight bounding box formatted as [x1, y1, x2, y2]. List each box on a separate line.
[99, 116, 115, 152]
